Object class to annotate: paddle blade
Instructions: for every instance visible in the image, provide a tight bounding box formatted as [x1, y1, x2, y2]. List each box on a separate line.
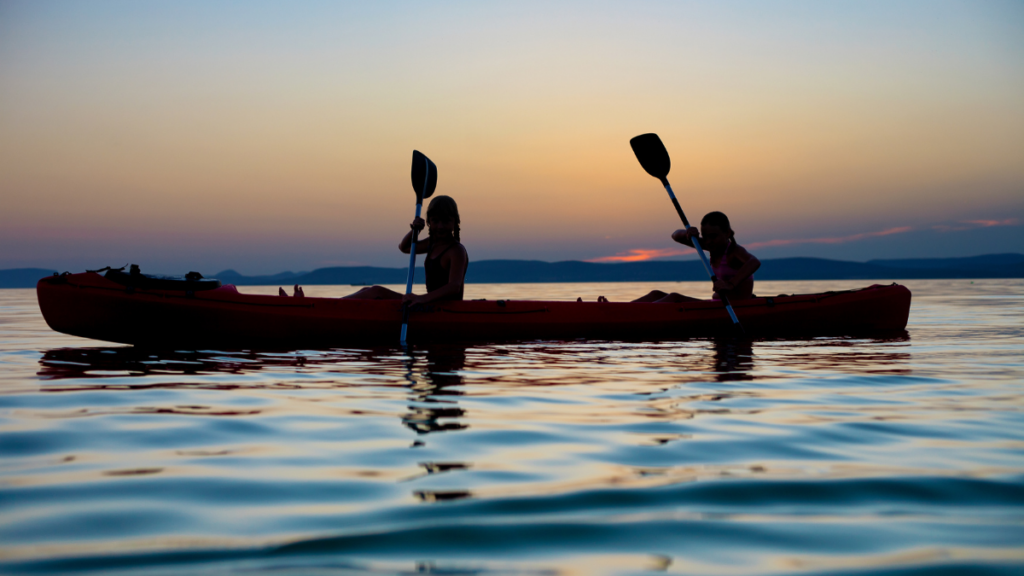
[629, 133, 670, 182]
[411, 150, 438, 201]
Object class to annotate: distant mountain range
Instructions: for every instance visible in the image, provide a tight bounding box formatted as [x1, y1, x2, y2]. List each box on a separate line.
[0, 268, 65, 289]
[4, 253, 1022, 289]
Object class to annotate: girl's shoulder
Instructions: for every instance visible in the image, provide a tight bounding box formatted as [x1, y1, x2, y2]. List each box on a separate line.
[438, 240, 468, 259]
[727, 243, 755, 264]
[730, 243, 753, 257]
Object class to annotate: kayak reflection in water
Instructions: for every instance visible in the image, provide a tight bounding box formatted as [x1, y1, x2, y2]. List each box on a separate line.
[341, 195, 469, 304]
[632, 211, 761, 303]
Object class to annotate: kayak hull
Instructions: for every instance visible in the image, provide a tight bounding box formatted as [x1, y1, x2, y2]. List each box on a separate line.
[37, 273, 911, 347]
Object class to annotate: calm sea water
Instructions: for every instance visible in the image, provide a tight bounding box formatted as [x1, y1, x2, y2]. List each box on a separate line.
[1, 280, 1022, 575]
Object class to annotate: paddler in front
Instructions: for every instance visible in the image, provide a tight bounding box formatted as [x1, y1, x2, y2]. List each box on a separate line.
[342, 195, 468, 304]
[633, 211, 760, 302]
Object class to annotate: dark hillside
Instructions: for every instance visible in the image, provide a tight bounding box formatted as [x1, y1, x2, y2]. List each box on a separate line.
[3, 253, 1021, 288]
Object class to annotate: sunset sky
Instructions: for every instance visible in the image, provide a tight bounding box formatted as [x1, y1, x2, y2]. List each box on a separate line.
[1, 1, 1022, 274]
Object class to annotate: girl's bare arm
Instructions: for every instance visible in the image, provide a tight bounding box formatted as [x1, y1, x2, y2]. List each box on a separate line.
[671, 227, 699, 249]
[398, 219, 431, 254]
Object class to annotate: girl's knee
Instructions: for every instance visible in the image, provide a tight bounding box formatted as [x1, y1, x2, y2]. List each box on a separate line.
[344, 285, 391, 300]
[368, 286, 402, 300]
[658, 293, 698, 303]
[632, 290, 668, 303]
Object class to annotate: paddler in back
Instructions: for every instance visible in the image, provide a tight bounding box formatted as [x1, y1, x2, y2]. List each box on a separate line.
[632, 211, 760, 303]
[340, 195, 468, 304]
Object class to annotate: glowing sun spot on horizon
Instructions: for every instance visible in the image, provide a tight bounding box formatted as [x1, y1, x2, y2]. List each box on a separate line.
[587, 248, 692, 263]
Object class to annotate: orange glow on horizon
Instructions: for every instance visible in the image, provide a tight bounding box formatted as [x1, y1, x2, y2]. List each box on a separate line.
[587, 248, 691, 263]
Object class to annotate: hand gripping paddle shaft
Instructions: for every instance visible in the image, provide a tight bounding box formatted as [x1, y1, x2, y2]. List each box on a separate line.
[629, 133, 744, 333]
[400, 150, 438, 346]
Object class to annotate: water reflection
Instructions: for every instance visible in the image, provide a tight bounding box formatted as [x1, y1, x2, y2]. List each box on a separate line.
[37, 346, 401, 388]
[401, 346, 473, 501]
[776, 333, 913, 375]
[402, 345, 468, 435]
[40, 345, 479, 430]
[710, 337, 754, 382]
[37, 334, 911, 390]
[37, 346, 318, 383]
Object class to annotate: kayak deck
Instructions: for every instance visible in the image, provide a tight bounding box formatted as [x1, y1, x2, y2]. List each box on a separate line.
[37, 272, 912, 347]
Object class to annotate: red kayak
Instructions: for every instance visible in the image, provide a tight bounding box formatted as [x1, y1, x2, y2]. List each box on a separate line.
[36, 271, 911, 347]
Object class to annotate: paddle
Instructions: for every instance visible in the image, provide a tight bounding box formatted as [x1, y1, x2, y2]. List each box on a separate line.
[400, 150, 438, 346]
[629, 133, 744, 333]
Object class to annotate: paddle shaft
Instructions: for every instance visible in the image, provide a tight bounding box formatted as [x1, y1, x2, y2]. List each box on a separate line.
[399, 202, 422, 345]
[660, 179, 743, 330]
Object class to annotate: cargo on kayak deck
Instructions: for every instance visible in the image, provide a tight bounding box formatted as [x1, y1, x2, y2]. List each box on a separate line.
[36, 272, 911, 347]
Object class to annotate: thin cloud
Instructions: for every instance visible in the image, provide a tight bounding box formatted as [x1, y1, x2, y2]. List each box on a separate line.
[932, 218, 1019, 232]
[966, 218, 1019, 227]
[745, 227, 914, 249]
